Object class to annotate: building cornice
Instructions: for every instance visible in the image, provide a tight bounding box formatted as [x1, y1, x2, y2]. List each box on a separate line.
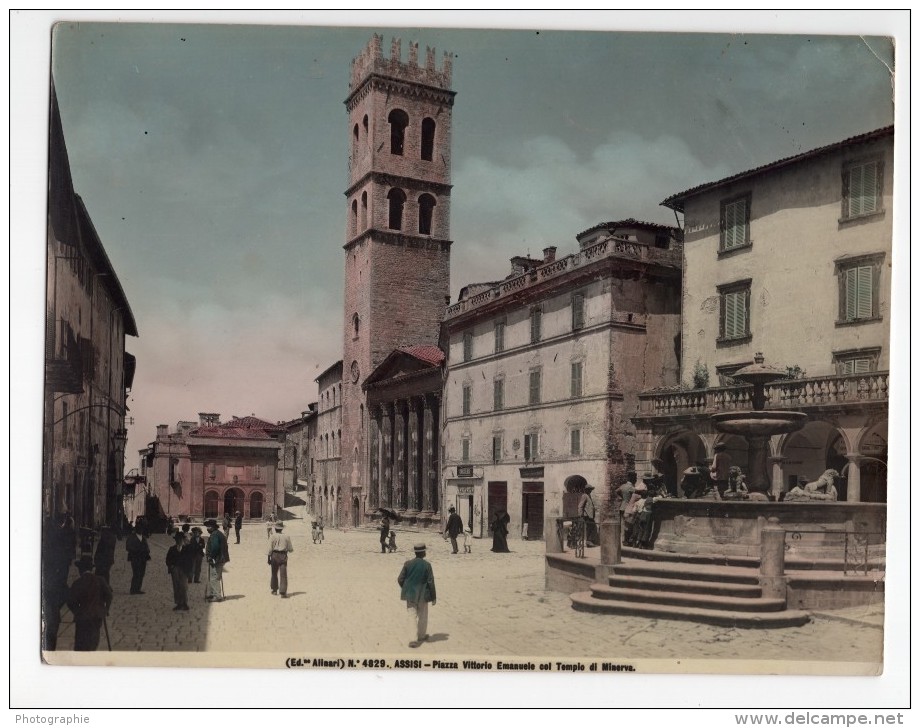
[344, 170, 453, 198]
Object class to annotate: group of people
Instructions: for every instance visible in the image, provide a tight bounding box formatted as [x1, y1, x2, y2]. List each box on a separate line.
[614, 470, 670, 548]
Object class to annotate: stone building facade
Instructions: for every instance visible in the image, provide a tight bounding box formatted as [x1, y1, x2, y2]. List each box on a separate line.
[314, 361, 342, 526]
[280, 403, 318, 495]
[632, 127, 892, 502]
[339, 35, 455, 527]
[442, 220, 682, 540]
[44, 82, 138, 533]
[145, 414, 282, 524]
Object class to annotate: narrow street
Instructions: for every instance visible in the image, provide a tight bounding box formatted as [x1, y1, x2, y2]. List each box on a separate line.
[46, 518, 884, 671]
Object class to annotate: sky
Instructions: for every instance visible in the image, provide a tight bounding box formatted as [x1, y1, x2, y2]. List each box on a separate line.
[10, 10, 911, 709]
[32, 13, 899, 465]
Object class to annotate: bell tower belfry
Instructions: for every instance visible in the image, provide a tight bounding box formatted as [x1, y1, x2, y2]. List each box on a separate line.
[340, 35, 455, 525]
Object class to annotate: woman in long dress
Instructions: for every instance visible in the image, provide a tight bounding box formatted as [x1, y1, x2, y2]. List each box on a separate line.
[491, 511, 511, 553]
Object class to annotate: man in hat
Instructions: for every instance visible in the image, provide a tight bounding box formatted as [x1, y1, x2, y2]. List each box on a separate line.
[443, 506, 464, 554]
[614, 471, 638, 522]
[204, 519, 229, 602]
[67, 555, 113, 651]
[188, 526, 205, 583]
[709, 443, 733, 497]
[234, 511, 243, 544]
[267, 521, 294, 597]
[397, 543, 437, 648]
[125, 523, 151, 594]
[165, 531, 193, 611]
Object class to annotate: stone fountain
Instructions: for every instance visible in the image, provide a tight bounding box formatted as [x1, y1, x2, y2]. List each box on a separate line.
[710, 353, 807, 494]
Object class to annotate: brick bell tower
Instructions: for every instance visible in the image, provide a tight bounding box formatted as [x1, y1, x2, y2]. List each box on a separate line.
[340, 35, 455, 525]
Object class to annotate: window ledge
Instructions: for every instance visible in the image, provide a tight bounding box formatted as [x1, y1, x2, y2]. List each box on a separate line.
[835, 316, 883, 328]
[838, 209, 885, 226]
[716, 334, 752, 348]
[718, 242, 753, 259]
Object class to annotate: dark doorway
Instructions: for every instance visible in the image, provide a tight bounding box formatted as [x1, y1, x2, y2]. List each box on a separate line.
[353, 496, 360, 528]
[224, 488, 244, 516]
[521, 482, 544, 539]
[487, 481, 507, 534]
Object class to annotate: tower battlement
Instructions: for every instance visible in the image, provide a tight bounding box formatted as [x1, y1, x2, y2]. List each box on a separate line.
[350, 33, 453, 91]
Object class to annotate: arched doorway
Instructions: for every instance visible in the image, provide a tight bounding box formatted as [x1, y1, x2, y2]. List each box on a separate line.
[352, 496, 360, 528]
[224, 488, 244, 517]
[858, 423, 887, 503]
[656, 431, 707, 496]
[250, 491, 264, 519]
[204, 490, 219, 518]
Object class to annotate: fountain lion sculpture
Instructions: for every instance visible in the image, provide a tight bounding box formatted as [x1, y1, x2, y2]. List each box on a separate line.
[786, 469, 840, 502]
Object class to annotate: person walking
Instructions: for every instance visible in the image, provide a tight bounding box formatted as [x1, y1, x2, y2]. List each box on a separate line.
[234, 511, 243, 544]
[204, 519, 229, 602]
[92, 527, 117, 584]
[443, 506, 464, 554]
[267, 521, 294, 597]
[188, 527, 205, 584]
[222, 513, 232, 540]
[125, 525, 151, 594]
[165, 532, 193, 611]
[67, 555, 113, 651]
[379, 515, 390, 554]
[397, 543, 437, 648]
[490, 510, 511, 553]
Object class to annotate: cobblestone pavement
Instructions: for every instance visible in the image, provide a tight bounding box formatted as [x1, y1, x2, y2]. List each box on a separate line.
[51, 519, 884, 668]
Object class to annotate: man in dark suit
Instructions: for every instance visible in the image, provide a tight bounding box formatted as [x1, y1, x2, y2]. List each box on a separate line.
[443, 506, 464, 554]
[67, 555, 113, 651]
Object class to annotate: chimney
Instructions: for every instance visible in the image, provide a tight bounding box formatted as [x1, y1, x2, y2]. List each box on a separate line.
[156, 425, 168, 439]
[543, 246, 557, 263]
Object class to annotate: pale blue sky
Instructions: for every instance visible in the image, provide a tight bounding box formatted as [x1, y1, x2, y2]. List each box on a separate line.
[9, 7, 912, 713]
[41, 17, 897, 464]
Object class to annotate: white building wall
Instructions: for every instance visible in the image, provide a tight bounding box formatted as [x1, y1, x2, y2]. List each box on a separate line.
[681, 135, 893, 381]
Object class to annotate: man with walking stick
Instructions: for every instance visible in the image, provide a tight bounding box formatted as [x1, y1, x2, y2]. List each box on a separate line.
[204, 519, 229, 602]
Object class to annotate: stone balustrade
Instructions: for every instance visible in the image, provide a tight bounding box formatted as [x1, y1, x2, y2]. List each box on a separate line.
[638, 371, 889, 416]
[444, 236, 680, 320]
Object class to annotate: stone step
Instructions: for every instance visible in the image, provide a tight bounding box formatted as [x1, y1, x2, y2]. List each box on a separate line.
[622, 546, 759, 569]
[570, 592, 811, 628]
[613, 560, 761, 585]
[607, 573, 763, 598]
[589, 583, 781, 612]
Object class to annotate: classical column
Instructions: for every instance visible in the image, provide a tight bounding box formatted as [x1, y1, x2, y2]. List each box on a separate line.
[845, 453, 862, 503]
[394, 399, 406, 511]
[406, 397, 421, 514]
[427, 394, 440, 515]
[369, 406, 381, 508]
[421, 394, 434, 515]
[381, 402, 393, 507]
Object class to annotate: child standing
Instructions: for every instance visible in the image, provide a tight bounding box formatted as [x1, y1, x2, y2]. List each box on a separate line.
[462, 527, 472, 554]
[387, 530, 397, 553]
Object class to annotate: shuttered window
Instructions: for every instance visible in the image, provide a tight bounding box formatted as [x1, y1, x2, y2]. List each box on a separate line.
[570, 429, 582, 457]
[845, 161, 880, 218]
[833, 348, 880, 376]
[572, 293, 585, 330]
[524, 433, 539, 462]
[461, 438, 470, 463]
[463, 332, 473, 361]
[529, 370, 542, 405]
[721, 196, 750, 251]
[494, 321, 505, 353]
[844, 265, 874, 321]
[720, 286, 750, 340]
[462, 384, 472, 416]
[493, 379, 504, 411]
[492, 436, 502, 463]
[530, 308, 542, 343]
[570, 361, 583, 398]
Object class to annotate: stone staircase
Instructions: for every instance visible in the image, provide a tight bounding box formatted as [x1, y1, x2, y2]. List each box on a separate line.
[569, 549, 811, 628]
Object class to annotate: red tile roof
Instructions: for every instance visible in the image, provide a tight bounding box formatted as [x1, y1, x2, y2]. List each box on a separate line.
[188, 426, 274, 441]
[399, 345, 445, 366]
[221, 415, 284, 432]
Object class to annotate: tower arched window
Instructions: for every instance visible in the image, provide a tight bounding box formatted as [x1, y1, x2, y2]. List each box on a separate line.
[351, 199, 358, 236]
[352, 123, 359, 148]
[421, 118, 435, 161]
[353, 312, 360, 337]
[360, 191, 368, 230]
[387, 188, 406, 230]
[388, 109, 409, 156]
[418, 194, 436, 235]
[363, 114, 369, 134]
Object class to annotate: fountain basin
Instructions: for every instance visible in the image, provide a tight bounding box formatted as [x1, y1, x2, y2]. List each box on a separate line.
[711, 410, 807, 437]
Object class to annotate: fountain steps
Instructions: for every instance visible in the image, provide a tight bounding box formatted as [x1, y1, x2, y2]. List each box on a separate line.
[570, 552, 811, 628]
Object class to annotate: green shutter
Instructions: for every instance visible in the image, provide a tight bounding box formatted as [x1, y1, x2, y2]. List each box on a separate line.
[723, 199, 746, 249]
[856, 266, 873, 319]
[724, 291, 742, 338]
[848, 162, 878, 217]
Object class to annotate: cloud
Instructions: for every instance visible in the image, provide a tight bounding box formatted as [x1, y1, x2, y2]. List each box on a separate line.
[449, 131, 730, 291]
